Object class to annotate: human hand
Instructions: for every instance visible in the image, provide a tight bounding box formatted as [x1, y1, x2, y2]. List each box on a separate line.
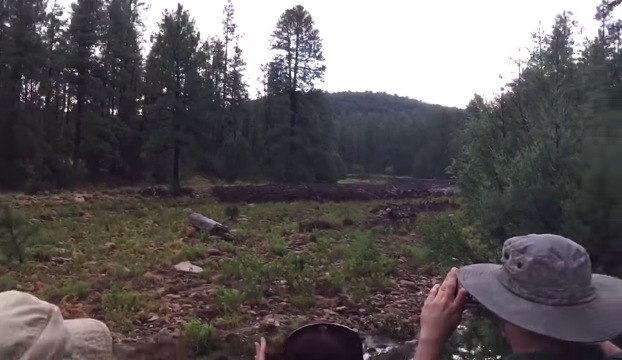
[419, 268, 467, 345]
[255, 337, 267, 360]
[600, 341, 622, 357]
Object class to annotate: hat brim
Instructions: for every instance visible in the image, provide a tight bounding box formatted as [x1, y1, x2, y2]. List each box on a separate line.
[458, 264, 622, 343]
[64, 319, 115, 360]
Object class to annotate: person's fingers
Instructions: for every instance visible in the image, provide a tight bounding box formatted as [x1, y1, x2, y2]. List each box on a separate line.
[453, 288, 467, 309]
[255, 342, 260, 360]
[426, 284, 440, 302]
[260, 337, 267, 356]
[438, 267, 458, 299]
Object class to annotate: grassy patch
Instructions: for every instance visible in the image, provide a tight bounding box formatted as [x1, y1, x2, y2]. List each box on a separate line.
[0, 187, 465, 352]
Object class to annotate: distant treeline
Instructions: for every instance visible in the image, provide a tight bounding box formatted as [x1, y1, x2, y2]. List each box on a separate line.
[0, 0, 465, 192]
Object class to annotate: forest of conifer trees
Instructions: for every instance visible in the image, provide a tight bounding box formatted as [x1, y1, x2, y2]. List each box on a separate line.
[0, 0, 463, 192]
[453, 3, 622, 275]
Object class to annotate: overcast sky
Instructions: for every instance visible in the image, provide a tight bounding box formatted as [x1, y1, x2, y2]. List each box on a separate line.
[62, 0, 611, 108]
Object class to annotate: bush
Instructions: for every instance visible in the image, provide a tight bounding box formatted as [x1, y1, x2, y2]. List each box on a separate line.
[417, 211, 494, 269]
[184, 318, 215, 353]
[268, 235, 288, 256]
[0, 206, 40, 263]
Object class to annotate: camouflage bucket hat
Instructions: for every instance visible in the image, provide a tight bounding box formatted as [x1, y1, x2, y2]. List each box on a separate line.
[458, 234, 622, 343]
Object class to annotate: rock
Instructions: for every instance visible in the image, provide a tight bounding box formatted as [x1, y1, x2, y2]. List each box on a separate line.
[105, 242, 116, 251]
[173, 261, 203, 274]
[398, 280, 417, 290]
[207, 248, 222, 256]
[72, 194, 86, 203]
[143, 272, 163, 282]
[156, 287, 168, 296]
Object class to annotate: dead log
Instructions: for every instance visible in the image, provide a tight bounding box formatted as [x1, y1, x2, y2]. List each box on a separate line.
[189, 213, 235, 241]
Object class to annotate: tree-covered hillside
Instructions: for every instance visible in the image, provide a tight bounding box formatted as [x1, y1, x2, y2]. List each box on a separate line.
[329, 92, 465, 178]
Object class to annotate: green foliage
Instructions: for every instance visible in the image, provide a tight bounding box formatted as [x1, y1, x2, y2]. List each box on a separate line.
[268, 235, 287, 256]
[47, 281, 91, 301]
[404, 245, 430, 268]
[102, 285, 141, 312]
[183, 318, 215, 353]
[0, 206, 41, 263]
[417, 212, 476, 268]
[213, 287, 245, 314]
[345, 232, 396, 289]
[0, 274, 17, 292]
[452, 10, 622, 277]
[332, 92, 465, 178]
[448, 6, 622, 357]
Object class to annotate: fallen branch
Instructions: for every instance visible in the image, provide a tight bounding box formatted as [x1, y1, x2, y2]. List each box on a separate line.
[189, 213, 235, 241]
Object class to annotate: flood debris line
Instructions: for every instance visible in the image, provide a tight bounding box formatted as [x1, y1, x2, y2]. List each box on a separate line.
[189, 212, 235, 241]
[212, 182, 455, 204]
[368, 200, 460, 227]
[138, 186, 197, 198]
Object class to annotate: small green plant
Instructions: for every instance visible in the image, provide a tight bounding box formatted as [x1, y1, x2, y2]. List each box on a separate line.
[102, 286, 141, 312]
[213, 287, 245, 314]
[216, 241, 236, 254]
[346, 232, 396, 278]
[290, 294, 316, 311]
[214, 313, 251, 330]
[404, 245, 430, 268]
[278, 253, 314, 292]
[182, 244, 208, 261]
[0, 206, 41, 263]
[268, 235, 287, 256]
[48, 281, 91, 301]
[224, 206, 240, 221]
[220, 257, 244, 280]
[184, 318, 215, 353]
[417, 212, 476, 269]
[0, 274, 17, 292]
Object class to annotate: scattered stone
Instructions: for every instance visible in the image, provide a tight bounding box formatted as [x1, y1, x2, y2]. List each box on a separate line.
[206, 248, 222, 256]
[143, 272, 163, 283]
[72, 194, 86, 203]
[173, 261, 203, 274]
[368, 200, 459, 227]
[398, 280, 418, 291]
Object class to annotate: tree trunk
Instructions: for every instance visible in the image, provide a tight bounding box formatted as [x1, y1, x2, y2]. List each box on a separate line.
[189, 213, 235, 241]
[171, 140, 181, 194]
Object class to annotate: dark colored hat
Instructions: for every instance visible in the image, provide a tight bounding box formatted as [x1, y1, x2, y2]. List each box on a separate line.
[458, 234, 622, 343]
[283, 323, 363, 360]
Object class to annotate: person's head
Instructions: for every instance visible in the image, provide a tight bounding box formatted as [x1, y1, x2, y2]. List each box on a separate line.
[0, 290, 115, 360]
[281, 323, 363, 360]
[458, 234, 622, 354]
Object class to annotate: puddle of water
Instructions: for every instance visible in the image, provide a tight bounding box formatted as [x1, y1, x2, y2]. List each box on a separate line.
[363, 335, 416, 360]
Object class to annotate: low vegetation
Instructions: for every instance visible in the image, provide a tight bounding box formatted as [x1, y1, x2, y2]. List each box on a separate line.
[0, 181, 492, 357]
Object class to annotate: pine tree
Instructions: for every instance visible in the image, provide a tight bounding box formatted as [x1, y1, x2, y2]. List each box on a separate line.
[103, 0, 145, 180]
[66, 0, 106, 170]
[261, 5, 339, 182]
[0, 0, 49, 188]
[268, 5, 325, 140]
[144, 4, 201, 193]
